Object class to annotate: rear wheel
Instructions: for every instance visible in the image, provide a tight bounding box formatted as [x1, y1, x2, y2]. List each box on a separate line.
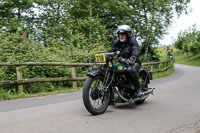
[82, 75, 110, 115]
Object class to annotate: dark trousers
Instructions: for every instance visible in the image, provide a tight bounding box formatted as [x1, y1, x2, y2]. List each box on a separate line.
[125, 63, 141, 90]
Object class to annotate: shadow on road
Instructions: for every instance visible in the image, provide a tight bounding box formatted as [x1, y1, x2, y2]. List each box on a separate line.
[113, 101, 151, 110]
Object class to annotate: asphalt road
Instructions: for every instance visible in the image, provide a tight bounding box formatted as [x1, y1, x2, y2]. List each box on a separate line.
[0, 64, 200, 133]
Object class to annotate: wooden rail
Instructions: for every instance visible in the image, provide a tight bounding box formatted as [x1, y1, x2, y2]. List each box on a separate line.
[0, 62, 93, 66]
[0, 77, 88, 86]
[0, 63, 93, 92]
[0, 60, 171, 92]
[142, 60, 171, 73]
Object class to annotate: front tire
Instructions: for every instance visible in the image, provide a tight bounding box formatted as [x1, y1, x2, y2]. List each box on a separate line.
[82, 75, 110, 115]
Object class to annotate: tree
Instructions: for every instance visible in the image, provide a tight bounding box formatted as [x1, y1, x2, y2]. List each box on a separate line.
[174, 25, 200, 55]
[0, 0, 36, 33]
[1, 0, 191, 55]
[66, 0, 190, 54]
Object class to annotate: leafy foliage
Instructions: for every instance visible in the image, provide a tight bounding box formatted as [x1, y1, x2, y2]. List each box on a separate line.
[174, 25, 200, 55]
[1, 0, 191, 46]
[0, 0, 190, 95]
[0, 30, 108, 94]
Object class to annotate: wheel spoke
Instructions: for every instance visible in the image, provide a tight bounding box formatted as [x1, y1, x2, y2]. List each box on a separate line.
[83, 75, 110, 115]
[84, 75, 110, 114]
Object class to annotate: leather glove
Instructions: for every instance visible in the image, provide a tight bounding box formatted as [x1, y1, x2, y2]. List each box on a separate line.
[118, 57, 132, 65]
[118, 57, 127, 63]
[127, 56, 137, 65]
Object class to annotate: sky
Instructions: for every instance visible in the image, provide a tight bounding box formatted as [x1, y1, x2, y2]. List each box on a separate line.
[159, 0, 200, 46]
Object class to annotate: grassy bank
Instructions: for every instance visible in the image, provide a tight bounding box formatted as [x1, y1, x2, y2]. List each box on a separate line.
[0, 87, 81, 101]
[152, 62, 174, 79]
[174, 52, 200, 66]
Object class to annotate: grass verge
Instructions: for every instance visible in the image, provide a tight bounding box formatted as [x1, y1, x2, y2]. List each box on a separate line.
[0, 87, 81, 101]
[174, 52, 200, 66]
[153, 63, 175, 79]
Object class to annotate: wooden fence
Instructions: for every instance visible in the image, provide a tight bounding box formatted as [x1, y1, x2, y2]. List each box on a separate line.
[0, 60, 171, 92]
[142, 60, 171, 73]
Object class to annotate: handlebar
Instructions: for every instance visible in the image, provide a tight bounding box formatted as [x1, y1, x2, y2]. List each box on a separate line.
[106, 51, 120, 57]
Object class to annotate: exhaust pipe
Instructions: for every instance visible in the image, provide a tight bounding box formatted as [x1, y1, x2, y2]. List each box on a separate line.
[115, 86, 129, 102]
[115, 87, 155, 103]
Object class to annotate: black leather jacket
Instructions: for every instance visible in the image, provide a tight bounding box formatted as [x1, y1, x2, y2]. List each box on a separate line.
[109, 38, 141, 65]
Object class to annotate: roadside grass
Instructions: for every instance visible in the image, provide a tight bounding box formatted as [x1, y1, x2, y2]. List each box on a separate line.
[0, 87, 81, 101]
[161, 45, 200, 67]
[152, 62, 174, 79]
[174, 52, 200, 66]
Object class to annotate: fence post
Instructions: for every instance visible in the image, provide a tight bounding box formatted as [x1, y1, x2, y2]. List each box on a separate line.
[16, 66, 23, 93]
[158, 63, 161, 70]
[151, 65, 153, 72]
[72, 67, 77, 88]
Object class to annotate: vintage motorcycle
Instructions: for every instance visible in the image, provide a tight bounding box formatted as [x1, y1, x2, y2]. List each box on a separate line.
[82, 51, 154, 115]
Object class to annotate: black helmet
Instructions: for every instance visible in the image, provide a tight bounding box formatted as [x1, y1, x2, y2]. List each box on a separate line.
[116, 25, 132, 38]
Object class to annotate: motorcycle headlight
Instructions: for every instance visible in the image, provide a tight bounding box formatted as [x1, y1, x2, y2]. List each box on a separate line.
[109, 62, 112, 67]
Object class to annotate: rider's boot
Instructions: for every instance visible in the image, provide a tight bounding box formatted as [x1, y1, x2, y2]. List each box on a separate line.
[132, 77, 143, 97]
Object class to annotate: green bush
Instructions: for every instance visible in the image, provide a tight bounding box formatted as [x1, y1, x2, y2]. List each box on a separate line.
[0, 28, 109, 95]
[140, 45, 160, 62]
[0, 32, 72, 93]
[174, 26, 200, 55]
[189, 40, 200, 55]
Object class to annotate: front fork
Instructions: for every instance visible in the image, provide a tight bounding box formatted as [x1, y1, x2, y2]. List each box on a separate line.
[99, 68, 115, 99]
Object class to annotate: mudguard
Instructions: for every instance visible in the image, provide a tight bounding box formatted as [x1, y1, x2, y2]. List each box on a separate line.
[139, 68, 153, 84]
[87, 69, 105, 77]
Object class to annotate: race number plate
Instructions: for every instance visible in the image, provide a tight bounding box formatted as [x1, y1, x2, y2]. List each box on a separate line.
[95, 52, 106, 64]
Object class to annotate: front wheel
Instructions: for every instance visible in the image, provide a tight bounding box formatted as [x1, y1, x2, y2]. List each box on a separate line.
[82, 75, 110, 115]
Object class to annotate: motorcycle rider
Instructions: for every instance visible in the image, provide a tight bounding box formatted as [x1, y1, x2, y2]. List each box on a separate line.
[109, 25, 143, 97]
